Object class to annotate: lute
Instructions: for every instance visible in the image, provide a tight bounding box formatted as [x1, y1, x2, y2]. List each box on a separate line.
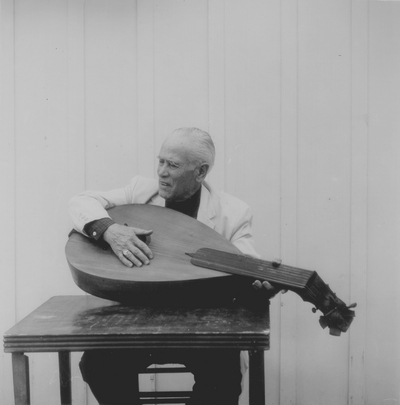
[66, 204, 356, 336]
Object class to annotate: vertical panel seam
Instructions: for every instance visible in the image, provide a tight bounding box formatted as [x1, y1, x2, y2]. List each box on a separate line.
[152, 0, 156, 178]
[223, 0, 226, 191]
[349, 4, 354, 402]
[83, 0, 87, 191]
[279, 0, 283, 265]
[278, 2, 283, 402]
[295, 0, 299, 399]
[135, 0, 139, 176]
[207, 0, 212, 143]
[348, 1, 369, 403]
[12, 0, 17, 322]
[279, 0, 299, 403]
[295, 0, 299, 276]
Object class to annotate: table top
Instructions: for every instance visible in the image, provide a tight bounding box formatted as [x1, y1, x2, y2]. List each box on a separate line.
[4, 296, 270, 353]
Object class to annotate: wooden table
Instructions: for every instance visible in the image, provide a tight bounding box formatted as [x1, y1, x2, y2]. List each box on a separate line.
[4, 295, 270, 405]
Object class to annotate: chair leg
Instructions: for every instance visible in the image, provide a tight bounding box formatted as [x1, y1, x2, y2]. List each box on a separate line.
[249, 350, 265, 405]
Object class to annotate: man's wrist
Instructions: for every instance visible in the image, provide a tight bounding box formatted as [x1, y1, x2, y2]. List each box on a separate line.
[84, 218, 116, 240]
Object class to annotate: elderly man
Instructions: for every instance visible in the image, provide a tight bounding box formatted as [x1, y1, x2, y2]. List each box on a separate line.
[69, 127, 275, 405]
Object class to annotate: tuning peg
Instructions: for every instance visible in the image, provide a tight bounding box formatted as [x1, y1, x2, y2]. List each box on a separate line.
[272, 259, 282, 268]
[319, 316, 328, 329]
[329, 327, 342, 336]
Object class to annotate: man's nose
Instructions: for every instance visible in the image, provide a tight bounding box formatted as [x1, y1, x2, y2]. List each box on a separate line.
[158, 163, 168, 177]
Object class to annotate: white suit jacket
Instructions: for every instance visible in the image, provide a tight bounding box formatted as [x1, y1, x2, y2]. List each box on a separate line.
[69, 175, 259, 259]
[68, 175, 259, 405]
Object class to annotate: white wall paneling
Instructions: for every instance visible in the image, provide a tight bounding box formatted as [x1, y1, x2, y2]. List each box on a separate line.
[207, 0, 226, 191]
[366, 3, 400, 403]
[0, 0, 16, 402]
[296, 2, 352, 404]
[137, 0, 156, 178]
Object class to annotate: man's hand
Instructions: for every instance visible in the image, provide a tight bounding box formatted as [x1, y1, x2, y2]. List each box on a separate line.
[252, 280, 280, 300]
[251, 259, 287, 300]
[103, 223, 154, 268]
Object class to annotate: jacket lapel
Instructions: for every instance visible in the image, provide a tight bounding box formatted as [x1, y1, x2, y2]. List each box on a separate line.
[147, 193, 164, 206]
[197, 182, 216, 230]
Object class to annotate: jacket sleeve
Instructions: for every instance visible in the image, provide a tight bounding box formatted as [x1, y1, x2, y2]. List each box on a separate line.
[68, 176, 141, 236]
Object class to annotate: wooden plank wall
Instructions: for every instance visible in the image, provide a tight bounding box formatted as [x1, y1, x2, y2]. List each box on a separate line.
[1, 0, 399, 404]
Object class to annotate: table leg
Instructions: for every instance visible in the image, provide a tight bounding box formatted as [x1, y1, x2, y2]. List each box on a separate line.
[249, 350, 265, 405]
[58, 351, 72, 405]
[12, 353, 30, 405]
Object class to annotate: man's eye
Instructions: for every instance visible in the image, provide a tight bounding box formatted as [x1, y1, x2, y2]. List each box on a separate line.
[158, 158, 178, 169]
[166, 161, 178, 169]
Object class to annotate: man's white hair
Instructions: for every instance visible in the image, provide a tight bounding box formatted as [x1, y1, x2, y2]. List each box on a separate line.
[171, 127, 215, 171]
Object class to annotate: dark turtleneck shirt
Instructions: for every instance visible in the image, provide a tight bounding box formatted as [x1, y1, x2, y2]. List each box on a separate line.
[165, 186, 201, 219]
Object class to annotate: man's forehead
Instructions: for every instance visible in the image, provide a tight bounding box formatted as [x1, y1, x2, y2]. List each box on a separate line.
[158, 153, 183, 164]
[159, 137, 192, 162]
[162, 133, 190, 149]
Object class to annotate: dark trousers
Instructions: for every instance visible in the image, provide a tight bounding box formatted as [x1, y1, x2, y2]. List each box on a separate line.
[80, 349, 242, 405]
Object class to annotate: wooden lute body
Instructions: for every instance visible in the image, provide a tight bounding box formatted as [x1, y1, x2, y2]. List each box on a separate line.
[66, 204, 355, 335]
[66, 204, 242, 307]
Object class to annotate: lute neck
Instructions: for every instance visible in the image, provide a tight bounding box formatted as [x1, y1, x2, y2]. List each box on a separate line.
[186, 248, 315, 289]
[187, 248, 356, 336]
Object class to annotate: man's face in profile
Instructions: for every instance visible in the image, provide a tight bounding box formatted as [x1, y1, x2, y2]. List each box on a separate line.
[157, 135, 201, 202]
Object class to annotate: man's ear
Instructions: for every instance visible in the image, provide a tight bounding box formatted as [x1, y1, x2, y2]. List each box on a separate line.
[196, 164, 210, 182]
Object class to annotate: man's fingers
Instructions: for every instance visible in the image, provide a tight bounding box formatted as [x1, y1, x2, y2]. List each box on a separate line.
[116, 250, 134, 268]
[133, 237, 154, 260]
[252, 278, 288, 301]
[253, 280, 274, 291]
[121, 250, 143, 267]
[118, 248, 145, 268]
[115, 243, 152, 268]
[262, 281, 274, 291]
[132, 227, 153, 236]
[123, 243, 151, 266]
[104, 224, 154, 266]
[133, 229, 153, 246]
